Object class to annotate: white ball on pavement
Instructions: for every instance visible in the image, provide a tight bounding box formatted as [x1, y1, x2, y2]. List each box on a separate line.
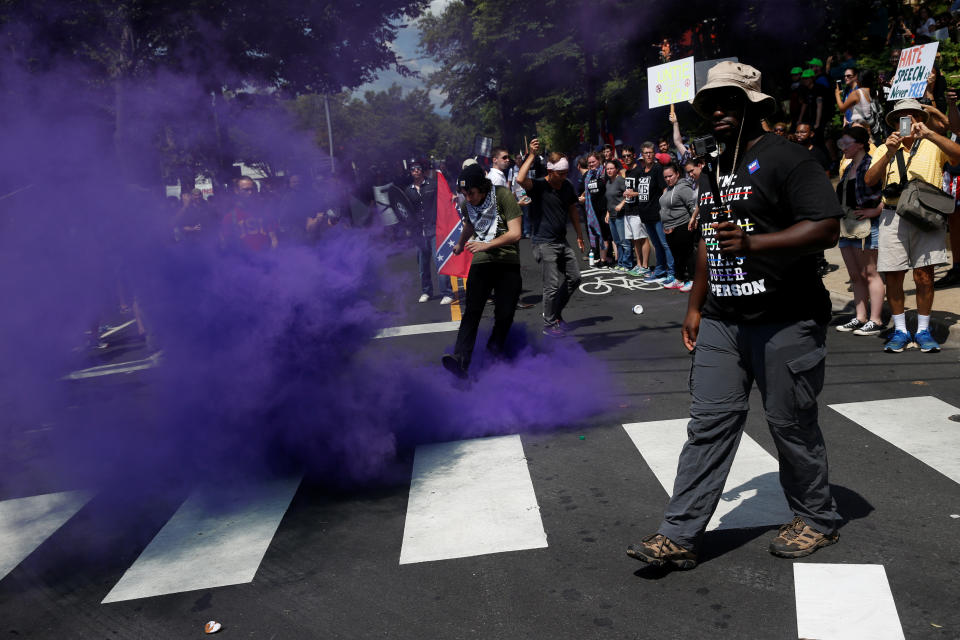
[632, 304, 644, 315]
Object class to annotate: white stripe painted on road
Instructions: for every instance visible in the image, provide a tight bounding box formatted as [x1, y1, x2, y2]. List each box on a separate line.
[622, 419, 793, 530]
[830, 396, 960, 485]
[374, 321, 460, 339]
[0, 490, 93, 581]
[102, 476, 301, 603]
[63, 351, 162, 380]
[794, 563, 904, 640]
[99, 319, 137, 339]
[399, 435, 547, 564]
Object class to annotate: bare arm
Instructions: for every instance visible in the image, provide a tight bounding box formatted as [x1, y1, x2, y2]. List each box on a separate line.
[516, 137, 540, 192]
[452, 218, 475, 255]
[865, 133, 901, 186]
[568, 203, 585, 252]
[669, 112, 688, 157]
[915, 121, 960, 165]
[836, 87, 860, 112]
[681, 237, 709, 351]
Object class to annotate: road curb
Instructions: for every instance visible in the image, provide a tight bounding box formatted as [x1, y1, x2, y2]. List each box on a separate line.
[828, 290, 960, 348]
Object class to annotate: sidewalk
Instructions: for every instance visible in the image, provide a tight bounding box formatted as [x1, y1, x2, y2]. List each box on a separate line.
[821, 245, 960, 348]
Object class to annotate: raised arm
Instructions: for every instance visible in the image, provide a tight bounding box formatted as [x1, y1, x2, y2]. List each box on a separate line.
[516, 138, 540, 192]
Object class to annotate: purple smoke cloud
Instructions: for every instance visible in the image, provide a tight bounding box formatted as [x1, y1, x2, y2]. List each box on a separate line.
[0, 45, 616, 498]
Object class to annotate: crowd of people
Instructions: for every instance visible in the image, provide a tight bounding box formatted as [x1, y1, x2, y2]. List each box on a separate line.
[435, 50, 958, 358]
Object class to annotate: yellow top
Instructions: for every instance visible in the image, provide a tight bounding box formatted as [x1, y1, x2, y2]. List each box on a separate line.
[871, 139, 948, 206]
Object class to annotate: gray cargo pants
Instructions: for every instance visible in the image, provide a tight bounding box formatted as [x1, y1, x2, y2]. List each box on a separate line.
[658, 317, 841, 550]
[532, 242, 581, 325]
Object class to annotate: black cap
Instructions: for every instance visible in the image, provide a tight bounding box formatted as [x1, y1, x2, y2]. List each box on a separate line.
[457, 163, 487, 191]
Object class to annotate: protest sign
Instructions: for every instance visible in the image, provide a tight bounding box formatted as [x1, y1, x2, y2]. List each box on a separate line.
[889, 42, 939, 101]
[647, 56, 695, 108]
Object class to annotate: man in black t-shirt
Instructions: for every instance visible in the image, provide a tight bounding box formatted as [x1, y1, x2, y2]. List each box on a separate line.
[626, 62, 843, 571]
[517, 138, 586, 337]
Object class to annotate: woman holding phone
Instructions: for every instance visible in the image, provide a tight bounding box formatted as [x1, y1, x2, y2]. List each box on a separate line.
[835, 67, 873, 127]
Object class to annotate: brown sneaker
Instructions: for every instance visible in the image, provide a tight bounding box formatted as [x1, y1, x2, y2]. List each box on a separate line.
[626, 533, 697, 570]
[769, 517, 839, 558]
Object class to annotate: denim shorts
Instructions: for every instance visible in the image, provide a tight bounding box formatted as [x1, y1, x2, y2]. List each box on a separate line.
[838, 220, 879, 250]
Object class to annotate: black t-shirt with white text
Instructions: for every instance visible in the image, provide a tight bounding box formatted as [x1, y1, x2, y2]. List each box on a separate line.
[698, 133, 841, 325]
[585, 169, 606, 217]
[623, 164, 665, 223]
[530, 177, 577, 244]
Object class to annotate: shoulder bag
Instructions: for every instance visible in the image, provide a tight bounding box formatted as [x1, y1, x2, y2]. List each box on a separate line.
[892, 145, 954, 232]
[837, 175, 871, 239]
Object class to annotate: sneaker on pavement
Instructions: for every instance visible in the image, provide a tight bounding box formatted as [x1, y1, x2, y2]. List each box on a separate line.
[643, 273, 666, 284]
[835, 318, 863, 332]
[679, 280, 693, 292]
[852, 320, 885, 336]
[626, 533, 697, 570]
[418, 293, 430, 303]
[440, 295, 455, 305]
[883, 330, 912, 353]
[934, 266, 960, 289]
[627, 266, 644, 276]
[661, 277, 682, 289]
[914, 329, 940, 353]
[542, 324, 566, 338]
[768, 517, 838, 558]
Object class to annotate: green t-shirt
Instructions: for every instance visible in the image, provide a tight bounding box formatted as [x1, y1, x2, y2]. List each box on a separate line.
[463, 186, 522, 265]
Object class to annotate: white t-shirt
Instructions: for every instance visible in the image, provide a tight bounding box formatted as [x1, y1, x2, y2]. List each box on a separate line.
[488, 167, 508, 187]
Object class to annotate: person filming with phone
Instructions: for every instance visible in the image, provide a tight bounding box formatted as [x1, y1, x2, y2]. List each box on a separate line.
[863, 98, 960, 353]
[625, 61, 844, 571]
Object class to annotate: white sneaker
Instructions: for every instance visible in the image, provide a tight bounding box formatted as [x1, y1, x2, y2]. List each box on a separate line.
[440, 296, 455, 305]
[418, 294, 430, 303]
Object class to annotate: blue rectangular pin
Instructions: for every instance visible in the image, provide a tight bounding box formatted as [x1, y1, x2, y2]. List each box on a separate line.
[748, 159, 760, 174]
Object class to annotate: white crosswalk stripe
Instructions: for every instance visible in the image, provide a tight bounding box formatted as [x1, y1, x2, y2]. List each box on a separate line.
[830, 395, 960, 485]
[1, 394, 957, 625]
[623, 419, 793, 530]
[399, 434, 547, 564]
[102, 475, 301, 603]
[0, 490, 93, 581]
[794, 563, 905, 640]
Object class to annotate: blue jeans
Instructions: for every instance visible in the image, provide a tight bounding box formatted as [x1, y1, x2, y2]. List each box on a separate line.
[642, 220, 675, 278]
[521, 205, 531, 237]
[417, 234, 453, 297]
[610, 217, 634, 269]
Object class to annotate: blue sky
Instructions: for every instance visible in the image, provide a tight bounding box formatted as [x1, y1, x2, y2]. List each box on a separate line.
[352, 0, 451, 114]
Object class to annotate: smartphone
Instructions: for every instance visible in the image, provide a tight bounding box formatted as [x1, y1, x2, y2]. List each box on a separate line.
[899, 116, 912, 137]
[836, 80, 842, 91]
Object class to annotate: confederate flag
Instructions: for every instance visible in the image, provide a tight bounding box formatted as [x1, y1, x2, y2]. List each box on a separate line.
[434, 172, 471, 278]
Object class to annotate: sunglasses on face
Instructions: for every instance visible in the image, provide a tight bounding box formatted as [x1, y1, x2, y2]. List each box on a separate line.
[622, 153, 634, 158]
[774, 127, 786, 132]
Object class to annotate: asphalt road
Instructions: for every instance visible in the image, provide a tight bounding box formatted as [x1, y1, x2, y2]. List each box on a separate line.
[1, 231, 959, 639]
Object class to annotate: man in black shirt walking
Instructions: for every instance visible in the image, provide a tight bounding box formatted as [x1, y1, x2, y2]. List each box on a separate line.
[517, 138, 586, 337]
[626, 61, 843, 570]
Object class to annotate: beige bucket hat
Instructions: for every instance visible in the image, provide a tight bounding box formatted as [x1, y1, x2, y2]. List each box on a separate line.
[691, 61, 776, 117]
[884, 98, 928, 128]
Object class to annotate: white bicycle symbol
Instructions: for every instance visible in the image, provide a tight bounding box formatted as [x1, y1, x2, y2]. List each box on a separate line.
[578, 267, 663, 295]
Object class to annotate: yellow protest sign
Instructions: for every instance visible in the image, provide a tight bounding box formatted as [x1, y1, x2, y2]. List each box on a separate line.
[647, 56, 695, 108]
